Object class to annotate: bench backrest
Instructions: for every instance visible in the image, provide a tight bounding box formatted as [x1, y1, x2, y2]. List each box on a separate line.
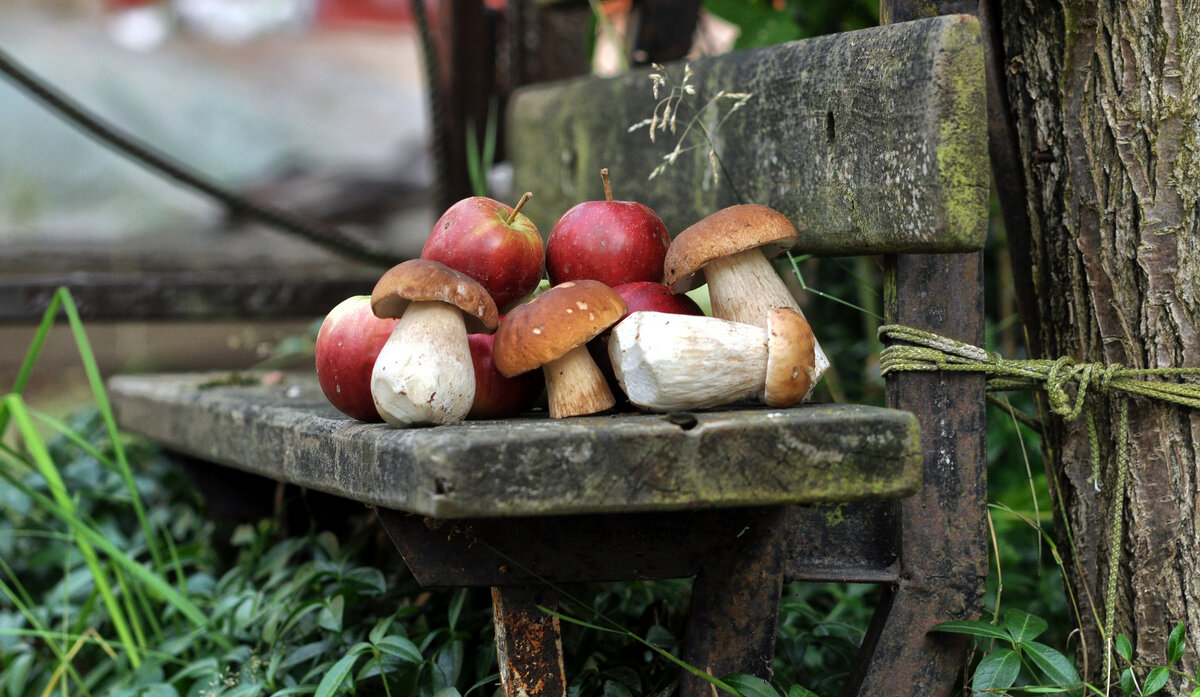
[508, 15, 987, 257]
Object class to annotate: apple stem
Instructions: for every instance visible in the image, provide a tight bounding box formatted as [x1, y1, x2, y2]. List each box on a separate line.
[507, 192, 533, 225]
[600, 168, 613, 202]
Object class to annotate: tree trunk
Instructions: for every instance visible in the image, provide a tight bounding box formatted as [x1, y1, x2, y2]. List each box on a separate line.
[996, 0, 1200, 687]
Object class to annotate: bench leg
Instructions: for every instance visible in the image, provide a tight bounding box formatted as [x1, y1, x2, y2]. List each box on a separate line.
[844, 579, 974, 697]
[492, 585, 567, 697]
[678, 507, 787, 697]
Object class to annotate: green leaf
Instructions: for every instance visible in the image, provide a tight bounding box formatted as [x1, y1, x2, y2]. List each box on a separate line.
[972, 648, 1021, 692]
[432, 640, 465, 691]
[375, 635, 423, 666]
[314, 643, 371, 697]
[1119, 668, 1135, 696]
[702, 0, 803, 49]
[929, 619, 1012, 643]
[369, 616, 395, 645]
[1189, 687, 1200, 697]
[720, 674, 781, 697]
[786, 686, 819, 697]
[277, 600, 326, 644]
[1004, 608, 1049, 644]
[5, 652, 32, 697]
[1023, 640, 1081, 687]
[645, 625, 677, 650]
[343, 567, 386, 595]
[271, 687, 318, 696]
[1116, 635, 1133, 663]
[1143, 666, 1169, 695]
[1169, 622, 1186, 665]
[318, 596, 345, 633]
[448, 588, 468, 632]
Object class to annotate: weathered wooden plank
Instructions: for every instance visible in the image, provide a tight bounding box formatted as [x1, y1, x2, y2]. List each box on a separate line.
[508, 15, 987, 255]
[108, 371, 922, 518]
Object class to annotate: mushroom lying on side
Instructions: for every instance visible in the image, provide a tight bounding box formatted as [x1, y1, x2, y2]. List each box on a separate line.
[607, 308, 816, 412]
[370, 259, 499, 427]
[662, 204, 829, 389]
[493, 280, 626, 418]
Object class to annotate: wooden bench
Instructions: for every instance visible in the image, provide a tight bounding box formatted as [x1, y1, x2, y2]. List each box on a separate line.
[109, 14, 988, 697]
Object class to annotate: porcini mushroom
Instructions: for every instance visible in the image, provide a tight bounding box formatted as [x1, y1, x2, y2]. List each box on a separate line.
[608, 308, 815, 412]
[492, 280, 626, 418]
[663, 204, 829, 387]
[370, 259, 499, 427]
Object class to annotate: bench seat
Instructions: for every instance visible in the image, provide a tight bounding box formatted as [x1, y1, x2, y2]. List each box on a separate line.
[108, 371, 921, 519]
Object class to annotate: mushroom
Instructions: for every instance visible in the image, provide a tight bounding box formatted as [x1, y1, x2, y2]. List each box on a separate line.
[662, 204, 829, 387]
[492, 280, 626, 418]
[607, 308, 815, 412]
[370, 259, 499, 427]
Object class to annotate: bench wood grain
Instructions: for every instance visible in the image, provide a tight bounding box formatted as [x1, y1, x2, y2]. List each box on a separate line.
[509, 15, 987, 256]
[108, 371, 921, 519]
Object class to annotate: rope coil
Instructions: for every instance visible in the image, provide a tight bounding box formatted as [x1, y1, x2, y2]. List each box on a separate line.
[879, 325, 1200, 413]
[878, 324, 1200, 687]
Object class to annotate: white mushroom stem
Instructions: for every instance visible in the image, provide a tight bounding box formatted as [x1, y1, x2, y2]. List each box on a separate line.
[371, 301, 475, 426]
[608, 311, 768, 412]
[703, 247, 831, 383]
[542, 344, 615, 418]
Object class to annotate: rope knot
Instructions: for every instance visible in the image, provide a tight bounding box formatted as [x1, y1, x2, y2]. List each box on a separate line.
[1046, 356, 1088, 420]
[1098, 362, 1123, 393]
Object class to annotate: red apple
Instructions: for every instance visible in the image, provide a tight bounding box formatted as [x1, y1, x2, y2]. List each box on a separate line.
[546, 169, 670, 287]
[590, 281, 704, 400]
[315, 295, 399, 422]
[422, 193, 545, 310]
[467, 332, 544, 419]
[611, 281, 704, 318]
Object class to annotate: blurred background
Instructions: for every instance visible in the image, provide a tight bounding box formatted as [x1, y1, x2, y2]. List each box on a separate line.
[1, 0, 434, 411]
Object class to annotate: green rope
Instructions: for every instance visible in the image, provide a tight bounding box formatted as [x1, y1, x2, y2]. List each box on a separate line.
[878, 324, 1200, 687]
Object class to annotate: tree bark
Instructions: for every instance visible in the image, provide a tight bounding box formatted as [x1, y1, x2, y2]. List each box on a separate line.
[997, 0, 1200, 686]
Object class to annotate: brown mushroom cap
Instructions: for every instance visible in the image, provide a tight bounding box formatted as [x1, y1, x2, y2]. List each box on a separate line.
[493, 280, 627, 377]
[371, 259, 499, 332]
[663, 204, 799, 293]
[763, 307, 816, 407]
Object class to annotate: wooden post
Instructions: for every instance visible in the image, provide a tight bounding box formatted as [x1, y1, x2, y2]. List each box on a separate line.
[678, 507, 788, 697]
[492, 585, 567, 697]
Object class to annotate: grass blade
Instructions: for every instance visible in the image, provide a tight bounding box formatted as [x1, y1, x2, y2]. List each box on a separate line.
[2, 287, 167, 574]
[4, 393, 143, 668]
[0, 449, 218, 640]
[539, 605, 743, 696]
[3, 287, 64, 416]
[56, 288, 167, 574]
